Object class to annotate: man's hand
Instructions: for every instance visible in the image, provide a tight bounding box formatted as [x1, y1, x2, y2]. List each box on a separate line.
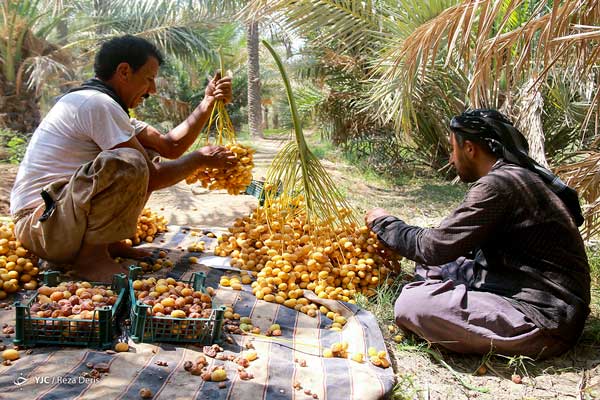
[365, 207, 390, 229]
[197, 145, 237, 169]
[204, 72, 233, 105]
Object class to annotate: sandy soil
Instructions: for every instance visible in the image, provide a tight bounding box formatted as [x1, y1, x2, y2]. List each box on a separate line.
[144, 137, 285, 228]
[0, 163, 18, 216]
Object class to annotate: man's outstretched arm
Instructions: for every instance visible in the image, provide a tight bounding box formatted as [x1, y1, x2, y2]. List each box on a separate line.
[137, 74, 233, 160]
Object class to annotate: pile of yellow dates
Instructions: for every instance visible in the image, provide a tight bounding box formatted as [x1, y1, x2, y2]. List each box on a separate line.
[0, 221, 39, 298]
[123, 208, 168, 246]
[215, 197, 401, 326]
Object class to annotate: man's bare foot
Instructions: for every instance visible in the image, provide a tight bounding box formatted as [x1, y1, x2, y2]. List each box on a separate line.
[72, 243, 129, 283]
[108, 241, 153, 260]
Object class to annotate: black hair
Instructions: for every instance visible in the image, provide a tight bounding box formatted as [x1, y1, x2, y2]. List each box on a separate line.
[94, 35, 164, 80]
[451, 129, 496, 156]
[452, 131, 466, 147]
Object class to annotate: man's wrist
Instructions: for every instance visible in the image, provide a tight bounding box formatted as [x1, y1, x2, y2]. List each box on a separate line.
[200, 97, 215, 112]
[191, 149, 208, 167]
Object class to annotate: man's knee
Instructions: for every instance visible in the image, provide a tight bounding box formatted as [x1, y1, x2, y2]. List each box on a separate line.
[394, 284, 430, 326]
[105, 148, 148, 178]
[96, 148, 149, 192]
[394, 281, 459, 328]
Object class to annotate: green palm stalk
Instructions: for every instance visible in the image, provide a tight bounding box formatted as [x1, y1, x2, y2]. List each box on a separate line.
[261, 40, 357, 231]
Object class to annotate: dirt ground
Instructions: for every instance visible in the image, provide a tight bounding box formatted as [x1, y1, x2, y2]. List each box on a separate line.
[0, 163, 18, 216]
[1, 137, 599, 399]
[143, 137, 284, 228]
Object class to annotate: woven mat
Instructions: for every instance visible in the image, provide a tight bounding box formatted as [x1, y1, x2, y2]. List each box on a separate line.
[0, 226, 395, 400]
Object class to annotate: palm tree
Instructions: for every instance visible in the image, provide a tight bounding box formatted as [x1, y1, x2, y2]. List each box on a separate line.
[245, 0, 600, 233]
[246, 18, 263, 137]
[0, 0, 71, 133]
[244, 0, 599, 149]
[370, 0, 598, 161]
[368, 0, 600, 233]
[0, 0, 226, 133]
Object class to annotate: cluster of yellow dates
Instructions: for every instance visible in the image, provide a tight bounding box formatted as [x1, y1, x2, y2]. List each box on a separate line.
[186, 144, 254, 195]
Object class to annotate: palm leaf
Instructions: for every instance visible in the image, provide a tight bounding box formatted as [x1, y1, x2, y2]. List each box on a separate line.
[18, 54, 71, 95]
[243, 0, 387, 55]
[98, 0, 218, 63]
[370, 0, 600, 135]
[555, 152, 600, 239]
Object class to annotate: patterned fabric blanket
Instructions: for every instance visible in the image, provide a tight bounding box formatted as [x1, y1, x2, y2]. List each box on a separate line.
[0, 226, 395, 400]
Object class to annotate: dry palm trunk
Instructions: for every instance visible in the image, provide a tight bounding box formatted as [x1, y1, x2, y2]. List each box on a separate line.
[246, 19, 263, 138]
[516, 78, 549, 169]
[0, 90, 40, 133]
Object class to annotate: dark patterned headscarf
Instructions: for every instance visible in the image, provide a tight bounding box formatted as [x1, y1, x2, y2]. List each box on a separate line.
[450, 109, 584, 227]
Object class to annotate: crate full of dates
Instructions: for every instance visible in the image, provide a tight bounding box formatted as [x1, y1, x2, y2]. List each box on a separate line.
[13, 271, 128, 349]
[128, 266, 225, 344]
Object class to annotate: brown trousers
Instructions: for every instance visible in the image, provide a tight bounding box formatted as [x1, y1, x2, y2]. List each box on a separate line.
[395, 259, 571, 359]
[14, 148, 149, 263]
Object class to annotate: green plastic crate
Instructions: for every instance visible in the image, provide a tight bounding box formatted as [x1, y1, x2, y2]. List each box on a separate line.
[244, 179, 282, 205]
[128, 266, 225, 344]
[14, 271, 128, 349]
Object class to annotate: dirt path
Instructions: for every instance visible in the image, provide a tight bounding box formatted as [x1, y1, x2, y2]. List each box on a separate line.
[144, 136, 286, 228]
[1, 137, 599, 399]
[0, 163, 18, 216]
